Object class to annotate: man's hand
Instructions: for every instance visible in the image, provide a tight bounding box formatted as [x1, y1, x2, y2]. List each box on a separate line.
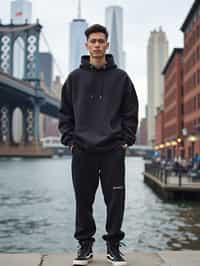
[121, 144, 128, 150]
[69, 144, 74, 152]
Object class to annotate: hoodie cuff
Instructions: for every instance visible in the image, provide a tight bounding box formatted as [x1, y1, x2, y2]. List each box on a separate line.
[61, 135, 74, 147]
[67, 140, 74, 146]
[122, 137, 136, 146]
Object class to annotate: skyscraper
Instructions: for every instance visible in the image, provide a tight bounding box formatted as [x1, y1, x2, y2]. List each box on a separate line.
[69, 0, 88, 71]
[38, 52, 53, 90]
[105, 6, 125, 69]
[11, 0, 32, 24]
[147, 27, 169, 146]
[11, 0, 32, 79]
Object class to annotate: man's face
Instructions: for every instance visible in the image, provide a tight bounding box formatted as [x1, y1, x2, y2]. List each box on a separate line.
[85, 32, 109, 58]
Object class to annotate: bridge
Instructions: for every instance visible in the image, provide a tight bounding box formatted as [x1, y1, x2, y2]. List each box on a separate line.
[0, 22, 60, 157]
[40, 137, 155, 159]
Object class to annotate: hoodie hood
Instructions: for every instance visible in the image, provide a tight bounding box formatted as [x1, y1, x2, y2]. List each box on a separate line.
[80, 54, 117, 71]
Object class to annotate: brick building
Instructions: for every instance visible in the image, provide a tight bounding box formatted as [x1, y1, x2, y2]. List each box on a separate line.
[155, 107, 165, 157]
[161, 48, 184, 160]
[181, 0, 200, 159]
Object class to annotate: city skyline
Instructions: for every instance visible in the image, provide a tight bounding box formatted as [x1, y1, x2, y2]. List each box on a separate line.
[0, 0, 194, 121]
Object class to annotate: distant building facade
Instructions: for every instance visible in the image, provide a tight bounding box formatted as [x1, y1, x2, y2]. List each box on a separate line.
[11, 0, 32, 24]
[181, 0, 200, 159]
[161, 48, 184, 160]
[38, 52, 53, 90]
[147, 27, 169, 147]
[69, 1, 88, 71]
[105, 6, 125, 69]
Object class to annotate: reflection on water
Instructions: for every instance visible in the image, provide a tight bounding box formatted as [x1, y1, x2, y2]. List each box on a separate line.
[0, 157, 200, 253]
[0, 190, 52, 206]
[166, 206, 200, 250]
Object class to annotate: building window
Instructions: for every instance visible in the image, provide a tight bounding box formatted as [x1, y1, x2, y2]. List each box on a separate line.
[194, 119, 197, 129]
[181, 103, 184, 115]
[194, 72, 196, 87]
[198, 94, 200, 108]
[198, 69, 200, 84]
[194, 96, 196, 110]
[181, 86, 184, 97]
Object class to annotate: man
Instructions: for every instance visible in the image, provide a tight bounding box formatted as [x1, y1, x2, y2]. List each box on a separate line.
[58, 24, 138, 266]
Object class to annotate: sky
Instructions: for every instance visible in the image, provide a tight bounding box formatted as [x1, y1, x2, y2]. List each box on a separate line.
[0, 0, 195, 121]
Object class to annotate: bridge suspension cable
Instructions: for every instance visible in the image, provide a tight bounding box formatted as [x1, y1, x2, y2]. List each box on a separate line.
[41, 31, 65, 80]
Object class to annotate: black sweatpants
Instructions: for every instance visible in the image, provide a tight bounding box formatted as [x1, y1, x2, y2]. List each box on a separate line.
[71, 145, 126, 243]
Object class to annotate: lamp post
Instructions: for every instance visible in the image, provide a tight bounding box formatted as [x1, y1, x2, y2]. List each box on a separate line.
[171, 141, 177, 159]
[177, 137, 182, 159]
[188, 135, 197, 161]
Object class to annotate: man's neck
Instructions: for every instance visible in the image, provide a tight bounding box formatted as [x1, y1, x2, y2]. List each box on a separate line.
[90, 56, 107, 69]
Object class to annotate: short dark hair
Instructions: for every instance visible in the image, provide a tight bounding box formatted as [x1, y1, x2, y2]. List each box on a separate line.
[85, 24, 108, 40]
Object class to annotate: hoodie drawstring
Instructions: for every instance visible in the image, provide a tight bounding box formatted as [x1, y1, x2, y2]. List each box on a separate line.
[99, 73, 104, 100]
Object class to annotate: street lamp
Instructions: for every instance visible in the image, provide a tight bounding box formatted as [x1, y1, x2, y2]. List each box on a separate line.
[177, 138, 182, 144]
[188, 135, 197, 160]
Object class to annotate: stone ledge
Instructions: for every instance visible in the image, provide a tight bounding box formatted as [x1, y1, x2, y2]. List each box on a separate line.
[0, 251, 199, 266]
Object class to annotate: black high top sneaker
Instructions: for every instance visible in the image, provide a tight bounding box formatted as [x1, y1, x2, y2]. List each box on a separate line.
[106, 241, 127, 266]
[73, 239, 94, 265]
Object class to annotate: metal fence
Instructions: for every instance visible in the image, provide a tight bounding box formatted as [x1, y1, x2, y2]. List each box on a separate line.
[144, 163, 197, 186]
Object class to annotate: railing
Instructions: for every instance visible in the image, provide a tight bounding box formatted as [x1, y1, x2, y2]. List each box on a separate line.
[144, 162, 200, 187]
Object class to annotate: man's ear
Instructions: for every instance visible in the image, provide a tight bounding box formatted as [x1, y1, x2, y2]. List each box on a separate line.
[106, 42, 109, 50]
[85, 42, 89, 50]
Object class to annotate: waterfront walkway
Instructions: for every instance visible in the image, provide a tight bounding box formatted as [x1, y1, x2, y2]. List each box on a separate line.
[144, 171, 200, 189]
[143, 169, 200, 199]
[0, 251, 200, 265]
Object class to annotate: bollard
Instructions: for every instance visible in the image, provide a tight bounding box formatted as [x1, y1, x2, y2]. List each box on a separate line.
[161, 168, 163, 183]
[178, 168, 182, 186]
[164, 168, 168, 184]
[160, 168, 162, 182]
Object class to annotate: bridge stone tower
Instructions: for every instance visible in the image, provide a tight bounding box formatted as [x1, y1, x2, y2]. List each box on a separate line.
[0, 21, 50, 155]
[0, 20, 41, 84]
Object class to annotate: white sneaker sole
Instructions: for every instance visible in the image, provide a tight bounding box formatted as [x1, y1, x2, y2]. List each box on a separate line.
[73, 256, 93, 265]
[107, 257, 127, 266]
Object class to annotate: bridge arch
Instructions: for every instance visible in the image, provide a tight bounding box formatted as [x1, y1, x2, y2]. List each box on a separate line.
[11, 107, 23, 144]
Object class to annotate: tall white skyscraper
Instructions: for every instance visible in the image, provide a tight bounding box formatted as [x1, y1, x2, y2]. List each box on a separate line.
[11, 0, 32, 79]
[11, 0, 32, 24]
[147, 27, 169, 146]
[105, 6, 125, 69]
[69, 0, 88, 72]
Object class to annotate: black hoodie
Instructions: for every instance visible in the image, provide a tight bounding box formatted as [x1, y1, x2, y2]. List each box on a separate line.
[58, 54, 138, 152]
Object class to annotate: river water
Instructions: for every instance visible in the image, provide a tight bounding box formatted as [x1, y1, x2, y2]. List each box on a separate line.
[0, 156, 200, 253]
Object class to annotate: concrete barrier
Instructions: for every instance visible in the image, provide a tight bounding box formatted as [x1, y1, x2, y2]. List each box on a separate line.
[0, 251, 200, 266]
